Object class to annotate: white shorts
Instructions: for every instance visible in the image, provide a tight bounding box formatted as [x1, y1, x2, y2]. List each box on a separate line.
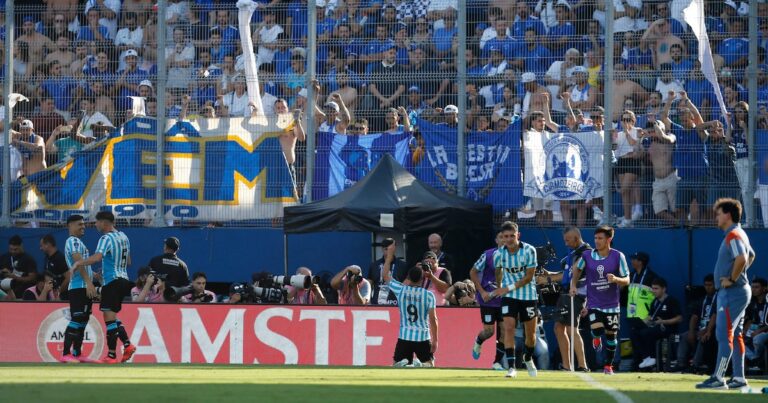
[652, 172, 678, 214]
[531, 197, 553, 211]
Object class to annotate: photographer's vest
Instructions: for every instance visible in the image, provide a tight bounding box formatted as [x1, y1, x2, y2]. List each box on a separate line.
[627, 268, 655, 319]
[423, 267, 447, 306]
[24, 285, 54, 301]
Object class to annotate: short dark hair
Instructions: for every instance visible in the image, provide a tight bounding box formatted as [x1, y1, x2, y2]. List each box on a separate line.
[670, 43, 683, 53]
[594, 225, 614, 239]
[9, 235, 22, 246]
[714, 198, 742, 223]
[652, 277, 667, 288]
[500, 221, 518, 233]
[754, 278, 768, 287]
[703, 273, 714, 283]
[41, 234, 56, 247]
[192, 272, 207, 281]
[529, 111, 545, 121]
[407, 266, 424, 283]
[95, 211, 115, 223]
[66, 214, 84, 224]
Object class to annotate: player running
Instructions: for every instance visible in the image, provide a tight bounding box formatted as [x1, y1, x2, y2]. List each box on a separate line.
[470, 232, 506, 370]
[383, 264, 438, 367]
[570, 225, 629, 375]
[697, 198, 756, 390]
[72, 212, 136, 364]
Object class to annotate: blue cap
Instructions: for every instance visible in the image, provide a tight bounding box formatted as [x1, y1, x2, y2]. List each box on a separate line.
[397, 22, 408, 31]
[383, 40, 396, 51]
[476, 23, 489, 31]
[23, 15, 35, 23]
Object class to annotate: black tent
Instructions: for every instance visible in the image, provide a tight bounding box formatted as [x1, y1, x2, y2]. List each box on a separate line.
[284, 154, 494, 281]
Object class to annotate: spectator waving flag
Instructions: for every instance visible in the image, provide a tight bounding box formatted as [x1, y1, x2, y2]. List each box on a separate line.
[682, 0, 728, 120]
[312, 131, 412, 200]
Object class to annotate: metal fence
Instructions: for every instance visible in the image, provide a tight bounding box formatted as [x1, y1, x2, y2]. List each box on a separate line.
[1, 0, 766, 228]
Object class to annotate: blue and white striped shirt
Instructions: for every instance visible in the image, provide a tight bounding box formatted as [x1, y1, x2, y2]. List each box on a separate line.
[493, 242, 538, 301]
[96, 230, 130, 285]
[389, 278, 436, 342]
[65, 236, 92, 290]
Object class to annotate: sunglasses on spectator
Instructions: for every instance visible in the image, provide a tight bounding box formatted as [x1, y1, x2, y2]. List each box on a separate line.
[621, 117, 633, 122]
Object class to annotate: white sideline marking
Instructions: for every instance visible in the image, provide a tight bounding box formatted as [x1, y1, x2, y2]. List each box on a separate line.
[575, 372, 634, 403]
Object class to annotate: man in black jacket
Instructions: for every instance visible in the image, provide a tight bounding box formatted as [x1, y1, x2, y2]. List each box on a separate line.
[148, 237, 189, 288]
[367, 238, 407, 305]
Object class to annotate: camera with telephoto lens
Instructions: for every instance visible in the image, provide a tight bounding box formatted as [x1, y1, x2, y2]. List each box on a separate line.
[230, 282, 254, 301]
[0, 271, 16, 293]
[345, 271, 363, 284]
[148, 270, 168, 286]
[163, 285, 214, 302]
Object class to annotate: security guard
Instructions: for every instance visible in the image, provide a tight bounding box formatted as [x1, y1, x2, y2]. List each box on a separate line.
[626, 251, 657, 369]
[147, 237, 189, 288]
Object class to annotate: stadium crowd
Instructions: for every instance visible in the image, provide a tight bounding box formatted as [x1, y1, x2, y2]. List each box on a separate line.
[1, 1, 768, 228]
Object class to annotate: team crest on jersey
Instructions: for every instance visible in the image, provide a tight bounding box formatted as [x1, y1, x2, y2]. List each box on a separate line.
[596, 265, 605, 279]
[36, 308, 104, 362]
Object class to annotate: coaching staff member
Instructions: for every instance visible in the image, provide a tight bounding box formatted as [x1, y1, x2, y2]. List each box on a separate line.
[148, 237, 189, 287]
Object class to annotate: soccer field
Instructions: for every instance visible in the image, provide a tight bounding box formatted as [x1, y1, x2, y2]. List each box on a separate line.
[0, 364, 766, 403]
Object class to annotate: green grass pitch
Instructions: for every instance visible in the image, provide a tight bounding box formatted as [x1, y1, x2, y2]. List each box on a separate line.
[0, 364, 766, 402]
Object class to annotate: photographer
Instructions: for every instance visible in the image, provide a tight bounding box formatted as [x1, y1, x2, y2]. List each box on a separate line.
[227, 282, 252, 304]
[40, 234, 70, 300]
[418, 251, 452, 306]
[446, 280, 479, 307]
[180, 272, 218, 303]
[287, 267, 327, 305]
[331, 265, 371, 305]
[537, 226, 590, 371]
[22, 272, 61, 301]
[148, 237, 189, 288]
[130, 266, 166, 303]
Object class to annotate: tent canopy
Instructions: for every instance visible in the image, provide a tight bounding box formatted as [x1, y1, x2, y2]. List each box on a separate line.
[284, 154, 493, 235]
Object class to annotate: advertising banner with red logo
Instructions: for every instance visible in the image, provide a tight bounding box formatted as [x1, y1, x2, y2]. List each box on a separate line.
[0, 303, 492, 368]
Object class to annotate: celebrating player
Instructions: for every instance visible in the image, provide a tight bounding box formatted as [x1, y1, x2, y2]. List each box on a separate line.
[488, 221, 539, 378]
[570, 225, 629, 375]
[72, 212, 136, 364]
[697, 198, 756, 390]
[60, 215, 99, 363]
[384, 263, 438, 367]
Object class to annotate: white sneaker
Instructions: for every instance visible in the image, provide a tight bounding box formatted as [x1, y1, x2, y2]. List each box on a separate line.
[394, 359, 409, 367]
[638, 357, 656, 369]
[492, 362, 505, 371]
[617, 218, 633, 228]
[593, 206, 603, 222]
[524, 360, 538, 377]
[505, 368, 518, 378]
[632, 206, 643, 221]
[412, 358, 423, 368]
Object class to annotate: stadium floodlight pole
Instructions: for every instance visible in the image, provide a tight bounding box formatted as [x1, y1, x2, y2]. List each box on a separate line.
[152, 0, 168, 227]
[602, 1, 615, 225]
[1, 0, 14, 227]
[304, 0, 318, 203]
[746, 0, 757, 227]
[457, 0, 467, 197]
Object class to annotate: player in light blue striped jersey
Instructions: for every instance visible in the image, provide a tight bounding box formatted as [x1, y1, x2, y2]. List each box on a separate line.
[72, 211, 135, 364]
[488, 221, 539, 378]
[384, 264, 438, 367]
[59, 215, 98, 363]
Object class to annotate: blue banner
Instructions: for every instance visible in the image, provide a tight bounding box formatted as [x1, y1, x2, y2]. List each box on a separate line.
[759, 129, 768, 186]
[412, 120, 524, 212]
[5, 118, 298, 223]
[312, 131, 412, 200]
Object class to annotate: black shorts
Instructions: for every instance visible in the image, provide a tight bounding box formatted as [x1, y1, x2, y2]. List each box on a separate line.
[588, 309, 620, 332]
[100, 278, 132, 313]
[480, 306, 503, 325]
[553, 293, 585, 325]
[68, 288, 93, 319]
[501, 297, 537, 322]
[393, 339, 432, 364]
[614, 157, 641, 176]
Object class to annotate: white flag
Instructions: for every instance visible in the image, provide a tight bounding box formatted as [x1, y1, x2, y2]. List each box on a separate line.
[236, 0, 265, 118]
[682, 0, 728, 120]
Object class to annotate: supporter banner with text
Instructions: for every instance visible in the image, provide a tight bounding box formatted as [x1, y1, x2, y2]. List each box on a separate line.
[523, 130, 605, 201]
[6, 117, 298, 223]
[413, 120, 524, 211]
[312, 131, 412, 200]
[0, 303, 488, 368]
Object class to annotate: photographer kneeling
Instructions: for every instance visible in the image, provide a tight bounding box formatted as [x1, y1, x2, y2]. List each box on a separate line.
[331, 265, 371, 305]
[23, 271, 62, 301]
[179, 272, 217, 303]
[131, 266, 167, 303]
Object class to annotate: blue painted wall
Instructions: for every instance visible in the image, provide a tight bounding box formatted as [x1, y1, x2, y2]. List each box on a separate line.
[1, 228, 766, 302]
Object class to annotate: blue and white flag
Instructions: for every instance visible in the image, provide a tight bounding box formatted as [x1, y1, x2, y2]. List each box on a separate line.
[523, 130, 605, 200]
[312, 131, 412, 200]
[413, 120, 524, 211]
